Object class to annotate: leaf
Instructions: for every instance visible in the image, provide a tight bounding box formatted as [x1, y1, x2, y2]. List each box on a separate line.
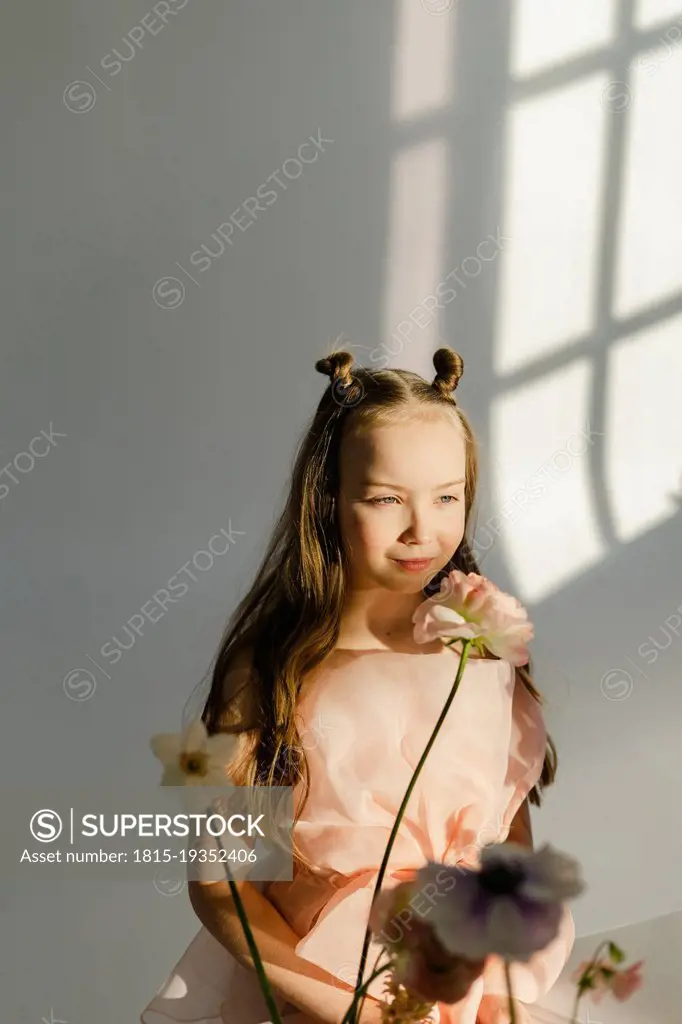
[607, 941, 625, 964]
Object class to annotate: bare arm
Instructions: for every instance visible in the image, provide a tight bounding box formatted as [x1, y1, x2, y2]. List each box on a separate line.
[196, 651, 383, 1023]
[506, 797, 533, 849]
[189, 878, 383, 1024]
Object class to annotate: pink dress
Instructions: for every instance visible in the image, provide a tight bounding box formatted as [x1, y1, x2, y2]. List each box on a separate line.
[141, 647, 575, 1024]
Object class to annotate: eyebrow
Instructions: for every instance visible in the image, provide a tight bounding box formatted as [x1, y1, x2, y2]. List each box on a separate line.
[361, 477, 465, 490]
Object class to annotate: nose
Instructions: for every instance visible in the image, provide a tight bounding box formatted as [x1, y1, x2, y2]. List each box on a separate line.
[401, 505, 432, 546]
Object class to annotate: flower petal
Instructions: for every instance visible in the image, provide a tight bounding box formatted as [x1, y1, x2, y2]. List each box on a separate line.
[150, 733, 182, 766]
[518, 843, 586, 902]
[413, 602, 486, 645]
[181, 718, 209, 752]
[484, 622, 534, 666]
[611, 960, 644, 1001]
[485, 898, 533, 957]
[417, 868, 491, 959]
[413, 571, 535, 664]
[485, 896, 563, 960]
[479, 841, 535, 873]
[159, 764, 188, 786]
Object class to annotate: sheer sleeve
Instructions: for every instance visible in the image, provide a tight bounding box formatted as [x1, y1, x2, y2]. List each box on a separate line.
[498, 663, 547, 840]
[191, 650, 261, 885]
[482, 664, 576, 1004]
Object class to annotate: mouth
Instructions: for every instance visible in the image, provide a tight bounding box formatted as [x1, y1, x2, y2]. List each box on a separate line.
[393, 557, 434, 572]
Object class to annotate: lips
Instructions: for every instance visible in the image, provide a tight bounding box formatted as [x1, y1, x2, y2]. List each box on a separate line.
[394, 558, 433, 570]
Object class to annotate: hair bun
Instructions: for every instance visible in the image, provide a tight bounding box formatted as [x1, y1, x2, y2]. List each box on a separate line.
[432, 347, 464, 397]
[315, 351, 354, 387]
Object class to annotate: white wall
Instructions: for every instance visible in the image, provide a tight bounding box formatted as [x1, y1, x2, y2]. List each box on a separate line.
[2, 0, 681, 1021]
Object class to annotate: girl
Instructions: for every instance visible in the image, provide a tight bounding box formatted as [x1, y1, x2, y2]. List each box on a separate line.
[141, 348, 575, 1024]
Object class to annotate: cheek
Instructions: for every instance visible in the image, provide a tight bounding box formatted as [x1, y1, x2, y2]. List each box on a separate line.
[443, 504, 466, 537]
[431, 508, 467, 552]
[342, 505, 466, 554]
[347, 508, 393, 554]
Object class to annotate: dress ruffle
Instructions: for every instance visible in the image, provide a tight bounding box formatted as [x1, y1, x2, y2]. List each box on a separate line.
[140, 916, 300, 1024]
[141, 649, 574, 1024]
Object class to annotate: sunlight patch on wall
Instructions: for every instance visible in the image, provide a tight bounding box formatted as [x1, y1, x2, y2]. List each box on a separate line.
[509, 0, 617, 79]
[492, 74, 608, 376]
[489, 358, 604, 603]
[381, 138, 448, 360]
[391, 0, 456, 122]
[605, 316, 682, 543]
[634, 0, 682, 30]
[613, 46, 682, 318]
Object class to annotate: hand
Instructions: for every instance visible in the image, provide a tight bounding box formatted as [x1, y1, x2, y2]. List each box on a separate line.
[357, 1000, 384, 1024]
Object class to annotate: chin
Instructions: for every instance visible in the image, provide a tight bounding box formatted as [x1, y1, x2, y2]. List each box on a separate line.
[394, 579, 427, 593]
[378, 569, 431, 593]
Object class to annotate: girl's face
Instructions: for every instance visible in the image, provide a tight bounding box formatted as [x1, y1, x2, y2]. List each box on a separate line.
[337, 414, 468, 593]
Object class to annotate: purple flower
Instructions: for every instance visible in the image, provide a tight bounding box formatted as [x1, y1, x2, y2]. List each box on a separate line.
[410, 842, 585, 963]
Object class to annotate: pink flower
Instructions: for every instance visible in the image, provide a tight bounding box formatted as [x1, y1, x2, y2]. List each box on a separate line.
[571, 959, 611, 1003]
[572, 954, 644, 1005]
[611, 959, 644, 1001]
[412, 570, 534, 666]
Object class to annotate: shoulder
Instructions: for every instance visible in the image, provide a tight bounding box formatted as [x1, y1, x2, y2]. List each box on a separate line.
[507, 663, 548, 755]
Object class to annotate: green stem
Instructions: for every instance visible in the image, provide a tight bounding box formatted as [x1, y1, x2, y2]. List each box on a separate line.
[569, 940, 610, 1024]
[348, 637, 473, 1024]
[352, 947, 385, 1024]
[354, 948, 395, 1024]
[211, 806, 284, 1024]
[503, 959, 517, 1024]
[224, 849, 388, 1024]
[339, 961, 393, 1024]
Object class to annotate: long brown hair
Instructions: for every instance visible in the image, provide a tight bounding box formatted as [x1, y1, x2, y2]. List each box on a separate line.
[197, 347, 557, 871]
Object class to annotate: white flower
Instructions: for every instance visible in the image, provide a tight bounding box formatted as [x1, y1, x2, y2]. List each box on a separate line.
[150, 718, 238, 787]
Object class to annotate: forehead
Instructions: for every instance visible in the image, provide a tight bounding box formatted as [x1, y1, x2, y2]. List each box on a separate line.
[339, 415, 467, 487]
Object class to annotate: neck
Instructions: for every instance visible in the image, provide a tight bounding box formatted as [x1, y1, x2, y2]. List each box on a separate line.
[337, 587, 428, 646]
